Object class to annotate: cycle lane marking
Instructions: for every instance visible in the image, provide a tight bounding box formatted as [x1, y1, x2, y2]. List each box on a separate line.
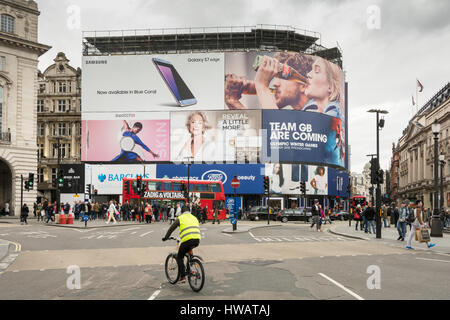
[318, 273, 364, 300]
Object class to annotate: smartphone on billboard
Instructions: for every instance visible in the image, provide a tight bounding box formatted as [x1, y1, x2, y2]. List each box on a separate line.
[152, 58, 197, 107]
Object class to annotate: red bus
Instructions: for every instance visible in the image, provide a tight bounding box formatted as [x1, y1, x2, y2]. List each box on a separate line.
[351, 195, 367, 208]
[122, 178, 226, 220]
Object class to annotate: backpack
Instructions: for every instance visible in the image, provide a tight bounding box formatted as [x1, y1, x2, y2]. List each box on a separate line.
[406, 208, 415, 223]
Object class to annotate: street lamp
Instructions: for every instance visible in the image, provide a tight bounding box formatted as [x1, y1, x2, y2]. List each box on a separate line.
[431, 119, 442, 237]
[367, 109, 389, 239]
[439, 153, 446, 217]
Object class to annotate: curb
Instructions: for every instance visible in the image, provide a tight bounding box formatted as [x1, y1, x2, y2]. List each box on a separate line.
[328, 227, 370, 241]
[222, 223, 282, 234]
[0, 239, 21, 274]
[42, 222, 146, 229]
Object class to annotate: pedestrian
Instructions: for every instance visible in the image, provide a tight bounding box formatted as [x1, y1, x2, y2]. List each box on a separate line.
[45, 203, 55, 223]
[212, 206, 220, 224]
[36, 202, 43, 222]
[393, 204, 399, 227]
[63, 202, 70, 216]
[354, 204, 362, 231]
[440, 208, 446, 232]
[169, 205, 175, 224]
[93, 202, 100, 220]
[175, 203, 182, 218]
[406, 200, 435, 250]
[361, 205, 368, 233]
[397, 200, 408, 241]
[365, 203, 376, 234]
[144, 202, 152, 223]
[310, 199, 320, 231]
[4, 201, 10, 216]
[21, 203, 29, 225]
[381, 204, 389, 228]
[162, 203, 168, 222]
[202, 205, 208, 223]
[318, 205, 325, 232]
[106, 200, 117, 224]
[33, 202, 37, 218]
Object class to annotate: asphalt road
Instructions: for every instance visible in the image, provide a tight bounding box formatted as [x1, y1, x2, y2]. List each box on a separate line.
[0, 219, 449, 300]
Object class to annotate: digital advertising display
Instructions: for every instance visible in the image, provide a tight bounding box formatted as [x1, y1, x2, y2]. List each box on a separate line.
[170, 110, 261, 163]
[81, 112, 170, 163]
[262, 110, 345, 169]
[82, 53, 224, 112]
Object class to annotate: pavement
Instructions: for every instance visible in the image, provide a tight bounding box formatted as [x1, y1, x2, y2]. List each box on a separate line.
[329, 222, 450, 254]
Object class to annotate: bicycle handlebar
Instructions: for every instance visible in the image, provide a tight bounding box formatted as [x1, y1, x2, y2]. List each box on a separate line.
[162, 236, 180, 242]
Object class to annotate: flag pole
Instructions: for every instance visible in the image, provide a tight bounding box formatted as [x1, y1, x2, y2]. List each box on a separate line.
[415, 79, 419, 114]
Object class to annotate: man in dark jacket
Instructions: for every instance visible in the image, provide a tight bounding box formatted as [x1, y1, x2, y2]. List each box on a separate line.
[21, 204, 29, 225]
[365, 203, 376, 234]
[310, 199, 320, 231]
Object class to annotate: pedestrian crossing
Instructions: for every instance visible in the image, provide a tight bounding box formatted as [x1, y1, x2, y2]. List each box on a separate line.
[250, 234, 355, 243]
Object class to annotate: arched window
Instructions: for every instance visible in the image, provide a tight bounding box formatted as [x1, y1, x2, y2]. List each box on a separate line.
[1, 14, 14, 33]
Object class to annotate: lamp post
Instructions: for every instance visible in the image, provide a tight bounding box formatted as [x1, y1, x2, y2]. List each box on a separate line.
[430, 119, 442, 237]
[439, 154, 446, 210]
[367, 109, 388, 239]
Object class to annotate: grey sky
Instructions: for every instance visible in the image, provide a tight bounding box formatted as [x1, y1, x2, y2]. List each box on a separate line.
[35, 0, 450, 173]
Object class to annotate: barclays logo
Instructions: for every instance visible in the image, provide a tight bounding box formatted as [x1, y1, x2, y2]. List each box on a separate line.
[201, 170, 227, 184]
[98, 174, 107, 183]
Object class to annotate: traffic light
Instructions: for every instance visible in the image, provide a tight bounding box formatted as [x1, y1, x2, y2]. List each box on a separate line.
[94, 189, 98, 195]
[136, 175, 142, 195]
[124, 180, 130, 194]
[370, 158, 379, 185]
[181, 181, 188, 199]
[85, 183, 91, 195]
[264, 176, 270, 193]
[57, 169, 64, 187]
[28, 173, 34, 190]
[300, 181, 306, 194]
[377, 169, 384, 184]
[24, 178, 30, 191]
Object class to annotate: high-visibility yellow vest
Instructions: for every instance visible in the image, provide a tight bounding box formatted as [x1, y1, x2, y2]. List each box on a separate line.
[179, 213, 201, 243]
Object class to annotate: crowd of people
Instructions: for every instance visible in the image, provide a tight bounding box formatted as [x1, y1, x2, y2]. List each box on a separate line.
[26, 199, 221, 225]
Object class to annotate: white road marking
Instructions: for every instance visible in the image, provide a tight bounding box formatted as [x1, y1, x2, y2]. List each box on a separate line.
[140, 231, 154, 237]
[148, 289, 161, 300]
[318, 273, 365, 300]
[416, 258, 450, 263]
[221, 233, 232, 237]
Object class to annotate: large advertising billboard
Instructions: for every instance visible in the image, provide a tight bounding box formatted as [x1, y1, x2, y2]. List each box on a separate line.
[156, 164, 264, 194]
[262, 110, 345, 168]
[82, 53, 224, 112]
[170, 110, 261, 163]
[82, 112, 170, 162]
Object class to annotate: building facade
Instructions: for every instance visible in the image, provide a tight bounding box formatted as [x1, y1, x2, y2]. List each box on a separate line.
[0, 0, 50, 216]
[37, 52, 81, 202]
[393, 82, 450, 210]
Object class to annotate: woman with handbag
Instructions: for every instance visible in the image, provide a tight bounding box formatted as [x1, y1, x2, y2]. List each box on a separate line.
[406, 200, 435, 250]
[354, 205, 362, 231]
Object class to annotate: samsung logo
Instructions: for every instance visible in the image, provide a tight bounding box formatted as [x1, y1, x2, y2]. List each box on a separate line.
[201, 170, 227, 184]
[86, 60, 107, 64]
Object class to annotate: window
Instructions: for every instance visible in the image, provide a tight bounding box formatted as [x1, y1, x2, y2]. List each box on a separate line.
[58, 81, 66, 93]
[172, 182, 182, 191]
[163, 182, 172, 191]
[38, 168, 44, 183]
[1, 15, 14, 33]
[67, 99, 71, 111]
[0, 56, 5, 71]
[58, 123, 66, 136]
[58, 100, 66, 112]
[39, 83, 45, 94]
[210, 183, 221, 193]
[51, 168, 57, 182]
[68, 81, 72, 92]
[196, 184, 209, 192]
[37, 123, 45, 136]
[37, 100, 44, 112]
[38, 143, 44, 158]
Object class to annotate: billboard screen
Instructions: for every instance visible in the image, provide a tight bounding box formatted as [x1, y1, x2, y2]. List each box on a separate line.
[262, 110, 345, 168]
[170, 110, 261, 163]
[156, 164, 264, 194]
[82, 53, 224, 112]
[82, 112, 170, 163]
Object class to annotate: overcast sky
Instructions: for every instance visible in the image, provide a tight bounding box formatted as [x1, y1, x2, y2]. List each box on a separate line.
[35, 0, 450, 173]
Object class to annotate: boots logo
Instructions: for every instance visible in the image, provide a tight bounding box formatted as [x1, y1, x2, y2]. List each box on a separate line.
[201, 170, 227, 184]
[98, 174, 107, 182]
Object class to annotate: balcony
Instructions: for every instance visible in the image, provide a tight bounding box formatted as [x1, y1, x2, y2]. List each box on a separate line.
[0, 131, 11, 144]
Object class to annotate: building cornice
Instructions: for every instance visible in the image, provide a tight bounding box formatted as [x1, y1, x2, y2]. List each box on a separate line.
[0, 32, 51, 56]
[0, 0, 39, 15]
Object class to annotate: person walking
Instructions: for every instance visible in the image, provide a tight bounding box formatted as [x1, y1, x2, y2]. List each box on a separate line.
[21, 203, 29, 225]
[36, 202, 43, 222]
[406, 200, 435, 250]
[381, 204, 389, 228]
[169, 205, 175, 224]
[144, 202, 152, 223]
[45, 203, 55, 223]
[201, 205, 208, 223]
[310, 199, 320, 231]
[318, 205, 326, 232]
[212, 206, 220, 224]
[106, 200, 117, 224]
[354, 204, 363, 231]
[361, 205, 368, 233]
[397, 200, 408, 241]
[365, 203, 376, 234]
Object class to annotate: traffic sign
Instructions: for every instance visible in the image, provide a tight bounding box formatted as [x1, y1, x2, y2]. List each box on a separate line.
[231, 177, 240, 188]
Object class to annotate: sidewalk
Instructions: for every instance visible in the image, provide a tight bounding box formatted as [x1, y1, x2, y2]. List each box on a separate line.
[329, 221, 450, 254]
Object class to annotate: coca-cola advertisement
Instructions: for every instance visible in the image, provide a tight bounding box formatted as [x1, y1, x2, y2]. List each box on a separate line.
[225, 51, 345, 122]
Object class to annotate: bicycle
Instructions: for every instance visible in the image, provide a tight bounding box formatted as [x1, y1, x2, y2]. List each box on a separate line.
[164, 237, 205, 292]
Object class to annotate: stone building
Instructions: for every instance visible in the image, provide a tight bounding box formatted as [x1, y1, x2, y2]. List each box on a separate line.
[393, 82, 450, 210]
[0, 0, 50, 216]
[37, 52, 81, 202]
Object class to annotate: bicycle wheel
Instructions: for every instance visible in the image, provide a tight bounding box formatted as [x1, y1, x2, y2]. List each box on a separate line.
[165, 253, 179, 284]
[187, 258, 205, 292]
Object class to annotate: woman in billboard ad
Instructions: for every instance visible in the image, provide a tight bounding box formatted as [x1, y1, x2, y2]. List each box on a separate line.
[81, 115, 170, 163]
[171, 110, 261, 163]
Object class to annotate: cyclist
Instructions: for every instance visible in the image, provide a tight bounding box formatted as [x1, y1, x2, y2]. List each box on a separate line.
[162, 205, 202, 282]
